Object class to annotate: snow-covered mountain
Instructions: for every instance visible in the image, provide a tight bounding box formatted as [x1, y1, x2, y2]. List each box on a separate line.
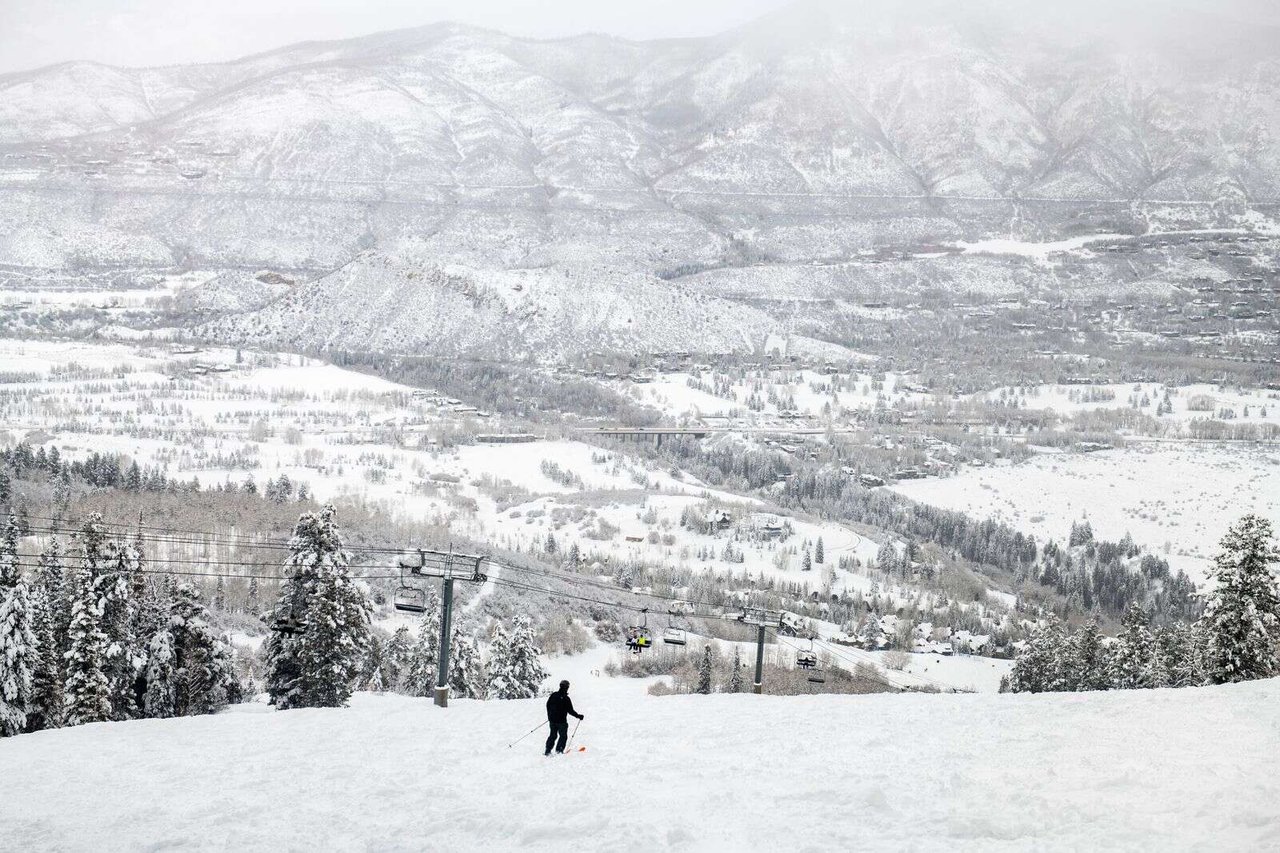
[3, 0, 1279, 354]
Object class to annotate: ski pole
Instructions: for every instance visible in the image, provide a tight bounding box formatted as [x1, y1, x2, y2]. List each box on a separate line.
[567, 718, 581, 748]
[508, 720, 545, 748]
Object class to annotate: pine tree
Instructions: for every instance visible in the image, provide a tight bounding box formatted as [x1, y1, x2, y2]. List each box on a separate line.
[212, 576, 226, 612]
[488, 617, 548, 700]
[37, 537, 70, 659]
[485, 624, 514, 699]
[25, 582, 61, 731]
[1009, 618, 1068, 693]
[875, 540, 897, 575]
[264, 505, 371, 709]
[404, 592, 442, 697]
[246, 575, 260, 616]
[0, 515, 36, 736]
[63, 563, 112, 727]
[448, 626, 484, 700]
[697, 644, 714, 694]
[97, 545, 143, 721]
[168, 583, 237, 716]
[385, 626, 412, 692]
[1202, 515, 1280, 684]
[815, 537, 824, 564]
[364, 634, 387, 688]
[143, 628, 177, 718]
[1110, 604, 1157, 689]
[859, 611, 883, 649]
[728, 647, 743, 693]
[801, 550, 812, 572]
[545, 531, 557, 556]
[1152, 622, 1205, 688]
[1064, 619, 1111, 691]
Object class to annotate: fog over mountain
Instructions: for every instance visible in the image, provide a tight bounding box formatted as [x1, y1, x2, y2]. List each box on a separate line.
[2, 0, 1278, 356]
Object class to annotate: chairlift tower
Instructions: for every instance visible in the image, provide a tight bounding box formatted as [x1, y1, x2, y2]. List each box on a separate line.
[397, 548, 487, 708]
[736, 606, 783, 695]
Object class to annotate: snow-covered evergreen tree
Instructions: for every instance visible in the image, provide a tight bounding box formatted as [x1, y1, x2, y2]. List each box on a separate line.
[37, 537, 70, 659]
[875, 540, 898, 575]
[728, 647, 743, 693]
[63, 563, 112, 727]
[1110, 604, 1157, 689]
[143, 628, 176, 719]
[1202, 515, 1280, 684]
[487, 617, 548, 700]
[1064, 619, 1112, 691]
[447, 626, 485, 700]
[0, 514, 36, 737]
[815, 537, 824, 564]
[404, 592, 442, 697]
[246, 575, 260, 616]
[25, 582, 61, 732]
[168, 583, 237, 716]
[697, 644, 713, 694]
[859, 611, 883, 649]
[385, 626, 412, 692]
[97, 546, 144, 721]
[485, 624, 513, 698]
[1009, 618, 1068, 693]
[264, 506, 371, 709]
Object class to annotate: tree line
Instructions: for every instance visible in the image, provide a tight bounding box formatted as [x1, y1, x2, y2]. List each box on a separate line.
[1006, 515, 1279, 693]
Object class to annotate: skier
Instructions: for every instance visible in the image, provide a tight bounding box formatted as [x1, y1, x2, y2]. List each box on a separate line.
[544, 679, 584, 755]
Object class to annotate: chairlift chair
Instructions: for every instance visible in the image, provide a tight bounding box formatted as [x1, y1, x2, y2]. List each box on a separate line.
[662, 627, 687, 646]
[807, 667, 826, 684]
[626, 609, 652, 653]
[796, 650, 818, 669]
[393, 585, 427, 614]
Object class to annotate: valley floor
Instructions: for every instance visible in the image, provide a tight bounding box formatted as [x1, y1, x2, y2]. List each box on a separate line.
[2, 653, 1277, 852]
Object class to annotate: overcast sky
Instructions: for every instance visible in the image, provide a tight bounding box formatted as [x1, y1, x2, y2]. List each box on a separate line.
[0, 0, 792, 74]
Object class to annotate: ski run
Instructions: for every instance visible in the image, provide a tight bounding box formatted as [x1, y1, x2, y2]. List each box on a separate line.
[2, 649, 1278, 852]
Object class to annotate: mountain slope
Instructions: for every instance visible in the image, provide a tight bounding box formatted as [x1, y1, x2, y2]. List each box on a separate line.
[2, 663, 1277, 851]
[201, 252, 850, 360]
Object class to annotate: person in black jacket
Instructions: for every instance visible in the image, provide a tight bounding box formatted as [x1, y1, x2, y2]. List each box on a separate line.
[545, 679, 584, 755]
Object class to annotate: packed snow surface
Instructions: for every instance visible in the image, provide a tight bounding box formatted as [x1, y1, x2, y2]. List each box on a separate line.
[3, 668, 1278, 852]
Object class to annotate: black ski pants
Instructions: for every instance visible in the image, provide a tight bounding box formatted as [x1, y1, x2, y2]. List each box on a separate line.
[545, 720, 569, 754]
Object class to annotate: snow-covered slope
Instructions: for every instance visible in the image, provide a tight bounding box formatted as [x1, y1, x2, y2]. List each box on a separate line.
[4, 670, 1278, 851]
[199, 253, 851, 359]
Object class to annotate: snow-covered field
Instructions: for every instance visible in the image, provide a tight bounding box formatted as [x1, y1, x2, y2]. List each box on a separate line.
[0, 339, 925, 607]
[3, 656, 1276, 852]
[892, 443, 1280, 582]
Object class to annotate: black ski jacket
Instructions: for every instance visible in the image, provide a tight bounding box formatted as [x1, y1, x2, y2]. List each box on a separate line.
[546, 690, 582, 724]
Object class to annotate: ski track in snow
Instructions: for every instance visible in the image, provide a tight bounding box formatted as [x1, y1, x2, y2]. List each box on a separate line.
[2, 660, 1277, 852]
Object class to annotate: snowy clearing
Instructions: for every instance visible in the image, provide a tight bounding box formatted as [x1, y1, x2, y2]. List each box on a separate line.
[3, 672, 1277, 852]
[892, 442, 1280, 583]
